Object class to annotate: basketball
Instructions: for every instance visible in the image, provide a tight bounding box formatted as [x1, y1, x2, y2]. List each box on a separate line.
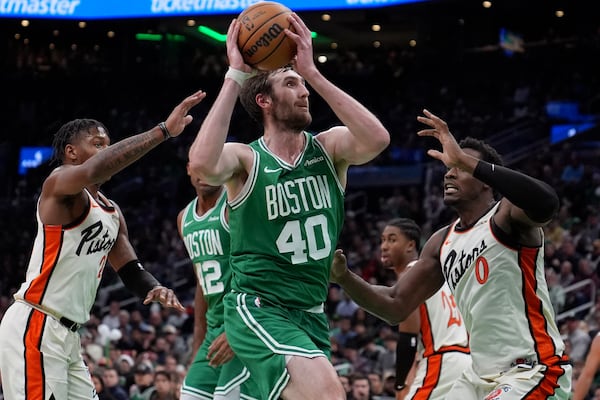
[236, 1, 297, 71]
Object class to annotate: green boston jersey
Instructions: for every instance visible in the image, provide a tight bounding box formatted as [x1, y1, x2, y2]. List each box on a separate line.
[180, 189, 231, 328]
[229, 132, 345, 309]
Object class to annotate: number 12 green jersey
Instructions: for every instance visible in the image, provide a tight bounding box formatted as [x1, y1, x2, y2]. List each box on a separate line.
[180, 190, 231, 328]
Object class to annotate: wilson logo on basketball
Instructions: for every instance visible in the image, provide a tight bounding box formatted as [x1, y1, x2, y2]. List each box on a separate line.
[244, 23, 285, 58]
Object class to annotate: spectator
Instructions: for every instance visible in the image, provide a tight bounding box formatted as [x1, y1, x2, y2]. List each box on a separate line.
[339, 374, 352, 398]
[333, 316, 358, 348]
[367, 372, 384, 398]
[130, 362, 156, 400]
[565, 316, 592, 364]
[102, 300, 122, 330]
[150, 371, 177, 400]
[349, 373, 372, 400]
[92, 372, 117, 400]
[381, 372, 397, 398]
[336, 290, 361, 319]
[373, 333, 397, 377]
[102, 367, 129, 400]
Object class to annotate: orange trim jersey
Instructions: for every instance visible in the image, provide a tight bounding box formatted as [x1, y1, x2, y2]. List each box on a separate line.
[15, 190, 120, 324]
[407, 261, 471, 399]
[439, 203, 565, 377]
[413, 263, 470, 359]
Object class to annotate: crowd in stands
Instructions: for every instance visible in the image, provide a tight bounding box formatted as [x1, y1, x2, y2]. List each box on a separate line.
[1, 11, 600, 399]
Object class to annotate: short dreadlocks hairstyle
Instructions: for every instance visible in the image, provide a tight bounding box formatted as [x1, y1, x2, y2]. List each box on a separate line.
[51, 119, 108, 165]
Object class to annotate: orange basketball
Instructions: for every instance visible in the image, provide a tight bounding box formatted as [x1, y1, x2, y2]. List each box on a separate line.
[236, 1, 297, 71]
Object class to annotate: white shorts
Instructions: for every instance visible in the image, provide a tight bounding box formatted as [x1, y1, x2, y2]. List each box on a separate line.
[406, 351, 471, 400]
[0, 301, 98, 400]
[446, 361, 572, 399]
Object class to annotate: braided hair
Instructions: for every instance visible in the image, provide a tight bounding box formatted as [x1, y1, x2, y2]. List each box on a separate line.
[51, 118, 107, 165]
[385, 218, 422, 252]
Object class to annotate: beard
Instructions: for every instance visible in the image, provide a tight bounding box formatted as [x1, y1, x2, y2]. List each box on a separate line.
[287, 113, 312, 131]
[272, 96, 312, 131]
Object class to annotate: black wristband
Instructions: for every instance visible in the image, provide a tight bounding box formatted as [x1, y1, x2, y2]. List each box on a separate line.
[117, 260, 160, 299]
[472, 160, 559, 222]
[395, 332, 418, 390]
[158, 122, 171, 140]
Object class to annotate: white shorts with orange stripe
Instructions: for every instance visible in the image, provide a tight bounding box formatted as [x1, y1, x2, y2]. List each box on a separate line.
[406, 351, 471, 400]
[0, 301, 98, 400]
[445, 361, 572, 400]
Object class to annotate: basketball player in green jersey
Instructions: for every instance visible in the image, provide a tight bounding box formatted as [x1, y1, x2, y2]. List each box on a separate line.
[177, 164, 257, 400]
[188, 13, 389, 400]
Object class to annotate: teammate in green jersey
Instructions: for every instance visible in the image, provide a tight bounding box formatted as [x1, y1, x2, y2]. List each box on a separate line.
[177, 164, 257, 400]
[188, 13, 389, 400]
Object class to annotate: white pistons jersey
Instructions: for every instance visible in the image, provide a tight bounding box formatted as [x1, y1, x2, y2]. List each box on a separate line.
[410, 259, 470, 358]
[406, 261, 471, 399]
[15, 190, 120, 324]
[439, 202, 565, 377]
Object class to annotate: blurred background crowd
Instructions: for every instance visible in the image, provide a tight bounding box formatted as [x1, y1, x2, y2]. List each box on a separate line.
[1, 0, 600, 398]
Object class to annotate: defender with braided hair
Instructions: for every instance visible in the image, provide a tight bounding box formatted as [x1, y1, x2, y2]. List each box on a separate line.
[0, 90, 205, 400]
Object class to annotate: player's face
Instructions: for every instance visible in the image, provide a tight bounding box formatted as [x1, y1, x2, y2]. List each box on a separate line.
[269, 69, 311, 131]
[68, 127, 111, 184]
[380, 225, 413, 268]
[443, 148, 487, 206]
[70, 126, 110, 163]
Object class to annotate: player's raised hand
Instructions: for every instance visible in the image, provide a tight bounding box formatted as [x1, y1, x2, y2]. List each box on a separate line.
[164, 90, 206, 138]
[226, 19, 252, 72]
[285, 13, 316, 76]
[417, 109, 472, 171]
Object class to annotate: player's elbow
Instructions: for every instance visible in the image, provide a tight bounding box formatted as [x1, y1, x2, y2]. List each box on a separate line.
[188, 159, 214, 177]
[526, 183, 560, 224]
[371, 127, 390, 152]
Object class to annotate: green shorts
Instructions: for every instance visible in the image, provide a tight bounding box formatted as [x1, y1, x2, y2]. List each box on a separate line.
[182, 324, 257, 399]
[223, 292, 330, 400]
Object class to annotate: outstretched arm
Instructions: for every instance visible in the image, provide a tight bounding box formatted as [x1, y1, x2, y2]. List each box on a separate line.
[417, 109, 559, 226]
[188, 20, 251, 186]
[44, 90, 205, 197]
[330, 235, 445, 325]
[284, 13, 389, 167]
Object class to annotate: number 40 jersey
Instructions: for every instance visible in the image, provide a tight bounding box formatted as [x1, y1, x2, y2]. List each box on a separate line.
[228, 133, 345, 310]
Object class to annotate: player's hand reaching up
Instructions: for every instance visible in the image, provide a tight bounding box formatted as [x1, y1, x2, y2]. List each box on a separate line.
[226, 19, 253, 73]
[143, 286, 185, 312]
[164, 90, 207, 138]
[417, 109, 476, 173]
[330, 249, 349, 284]
[285, 13, 317, 77]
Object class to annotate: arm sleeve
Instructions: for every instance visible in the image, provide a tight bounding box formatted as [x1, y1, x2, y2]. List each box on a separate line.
[473, 160, 559, 222]
[117, 260, 160, 298]
[395, 332, 418, 390]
